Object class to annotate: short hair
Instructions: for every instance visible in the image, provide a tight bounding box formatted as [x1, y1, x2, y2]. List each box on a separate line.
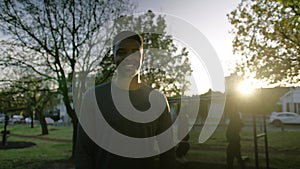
[112, 31, 143, 53]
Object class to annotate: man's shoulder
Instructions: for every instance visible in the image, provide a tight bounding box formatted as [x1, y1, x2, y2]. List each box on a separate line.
[83, 81, 111, 97]
[95, 81, 111, 90]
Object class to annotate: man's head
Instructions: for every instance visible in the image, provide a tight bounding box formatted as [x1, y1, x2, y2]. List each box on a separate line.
[112, 31, 144, 78]
[113, 31, 143, 53]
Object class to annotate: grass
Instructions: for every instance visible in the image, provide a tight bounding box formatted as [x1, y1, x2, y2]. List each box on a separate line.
[1, 124, 300, 169]
[186, 126, 300, 169]
[0, 124, 72, 169]
[7, 124, 73, 140]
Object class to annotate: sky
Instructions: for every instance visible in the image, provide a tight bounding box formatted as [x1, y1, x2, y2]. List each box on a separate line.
[0, 0, 242, 95]
[130, 0, 241, 94]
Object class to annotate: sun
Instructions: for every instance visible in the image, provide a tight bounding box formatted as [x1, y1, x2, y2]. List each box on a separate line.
[238, 80, 255, 95]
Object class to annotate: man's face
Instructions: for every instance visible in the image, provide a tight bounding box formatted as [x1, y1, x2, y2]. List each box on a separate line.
[113, 38, 143, 78]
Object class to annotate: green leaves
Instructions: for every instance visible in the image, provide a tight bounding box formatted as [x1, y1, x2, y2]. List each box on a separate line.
[228, 0, 300, 85]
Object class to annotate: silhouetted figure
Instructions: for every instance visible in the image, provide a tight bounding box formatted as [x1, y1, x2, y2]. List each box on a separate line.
[175, 112, 190, 169]
[226, 113, 245, 169]
[176, 113, 190, 159]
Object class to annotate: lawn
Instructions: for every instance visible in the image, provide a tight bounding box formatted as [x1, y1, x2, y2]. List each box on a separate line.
[0, 124, 73, 169]
[187, 126, 300, 169]
[1, 124, 300, 169]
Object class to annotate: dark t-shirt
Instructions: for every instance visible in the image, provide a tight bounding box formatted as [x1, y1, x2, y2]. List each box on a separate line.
[75, 82, 176, 169]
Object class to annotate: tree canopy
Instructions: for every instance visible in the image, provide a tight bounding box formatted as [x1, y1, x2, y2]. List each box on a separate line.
[228, 0, 300, 85]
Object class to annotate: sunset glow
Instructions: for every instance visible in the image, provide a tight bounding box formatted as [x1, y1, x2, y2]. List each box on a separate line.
[238, 80, 255, 95]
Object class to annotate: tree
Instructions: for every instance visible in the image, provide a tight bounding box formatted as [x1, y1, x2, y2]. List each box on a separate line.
[0, 74, 57, 134]
[0, 0, 133, 157]
[228, 0, 300, 85]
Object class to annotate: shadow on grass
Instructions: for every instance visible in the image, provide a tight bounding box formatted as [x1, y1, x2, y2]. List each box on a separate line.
[0, 141, 36, 149]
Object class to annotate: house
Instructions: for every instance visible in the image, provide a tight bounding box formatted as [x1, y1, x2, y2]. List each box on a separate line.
[54, 96, 72, 125]
[278, 88, 300, 114]
[168, 90, 226, 125]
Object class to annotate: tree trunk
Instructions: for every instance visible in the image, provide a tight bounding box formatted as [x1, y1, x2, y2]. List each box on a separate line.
[62, 91, 78, 159]
[36, 111, 48, 135]
[71, 118, 78, 160]
[40, 119, 49, 135]
[30, 110, 34, 128]
[2, 115, 9, 146]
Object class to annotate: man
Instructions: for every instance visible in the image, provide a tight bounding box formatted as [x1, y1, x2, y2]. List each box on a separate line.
[75, 31, 176, 169]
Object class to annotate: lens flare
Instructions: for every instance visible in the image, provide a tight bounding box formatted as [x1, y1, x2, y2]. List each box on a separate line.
[238, 80, 255, 95]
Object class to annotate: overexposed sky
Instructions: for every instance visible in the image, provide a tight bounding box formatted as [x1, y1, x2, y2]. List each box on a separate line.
[130, 0, 241, 94]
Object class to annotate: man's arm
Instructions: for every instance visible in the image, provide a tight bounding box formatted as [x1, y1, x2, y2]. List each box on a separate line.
[157, 100, 177, 169]
[75, 124, 94, 169]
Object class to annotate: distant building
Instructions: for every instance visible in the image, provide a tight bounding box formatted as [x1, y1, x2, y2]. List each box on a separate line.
[168, 90, 226, 125]
[278, 88, 300, 114]
[54, 95, 72, 125]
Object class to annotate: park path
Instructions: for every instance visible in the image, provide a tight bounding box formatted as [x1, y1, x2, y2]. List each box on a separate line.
[10, 133, 72, 143]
